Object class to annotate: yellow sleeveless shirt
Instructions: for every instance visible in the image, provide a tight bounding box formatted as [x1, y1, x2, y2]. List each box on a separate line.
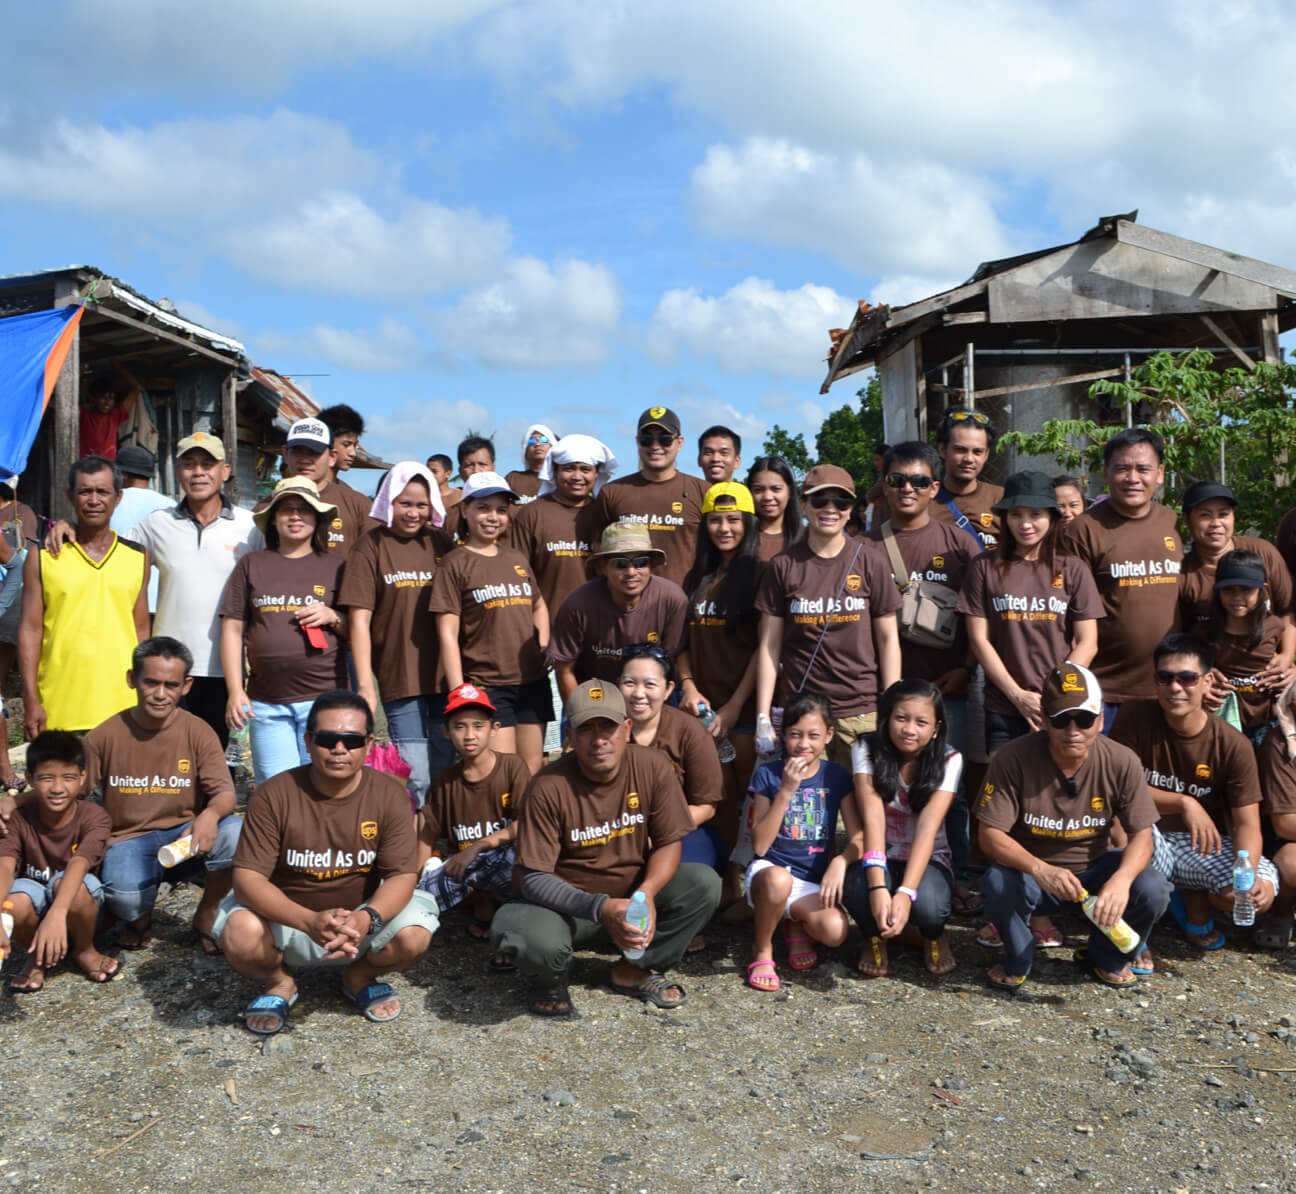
[38, 534, 145, 732]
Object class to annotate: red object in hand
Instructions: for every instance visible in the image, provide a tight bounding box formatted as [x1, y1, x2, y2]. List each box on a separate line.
[304, 624, 329, 650]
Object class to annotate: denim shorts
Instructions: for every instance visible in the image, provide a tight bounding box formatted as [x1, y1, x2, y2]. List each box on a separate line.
[11, 871, 104, 914]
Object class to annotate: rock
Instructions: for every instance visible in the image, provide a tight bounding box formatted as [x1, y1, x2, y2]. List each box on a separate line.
[1280, 1013, 1296, 1028]
[600, 1154, 631, 1165]
[1205, 1074, 1224, 1087]
[1242, 1031, 1264, 1044]
[943, 1076, 967, 1091]
[1105, 1067, 1131, 1083]
[456, 1130, 486, 1144]
[825, 961, 850, 979]
[865, 1053, 888, 1064]
[261, 1034, 293, 1056]
[543, 1088, 575, 1106]
[613, 1109, 637, 1120]
[710, 958, 738, 973]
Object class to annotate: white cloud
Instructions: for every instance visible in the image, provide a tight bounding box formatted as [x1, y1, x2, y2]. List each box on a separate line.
[866, 275, 964, 309]
[363, 396, 496, 463]
[433, 257, 622, 368]
[261, 319, 425, 373]
[650, 277, 852, 378]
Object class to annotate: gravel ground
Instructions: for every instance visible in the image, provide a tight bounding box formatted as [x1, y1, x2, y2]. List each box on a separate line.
[3, 878, 1296, 1194]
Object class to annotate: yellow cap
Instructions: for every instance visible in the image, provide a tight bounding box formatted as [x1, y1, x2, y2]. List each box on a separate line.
[701, 481, 755, 515]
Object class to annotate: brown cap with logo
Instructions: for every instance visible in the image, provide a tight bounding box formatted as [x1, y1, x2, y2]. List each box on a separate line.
[800, 463, 856, 498]
[565, 678, 628, 729]
[1042, 662, 1103, 718]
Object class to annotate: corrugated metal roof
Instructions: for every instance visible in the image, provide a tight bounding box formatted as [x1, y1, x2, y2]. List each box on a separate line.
[247, 366, 391, 469]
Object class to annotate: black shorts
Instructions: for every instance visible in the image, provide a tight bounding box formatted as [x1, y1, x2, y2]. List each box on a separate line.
[486, 676, 555, 727]
[985, 710, 1033, 755]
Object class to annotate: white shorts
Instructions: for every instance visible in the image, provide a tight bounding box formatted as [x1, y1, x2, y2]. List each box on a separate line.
[745, 858, 821, 914]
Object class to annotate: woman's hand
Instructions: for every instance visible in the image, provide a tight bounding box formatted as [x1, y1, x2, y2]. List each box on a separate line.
[679, 679, 706, 716]
[226, 689, 253, 730]
[818, 856, 846, 908]
[1010, 687, 1043, 730]
[296, 604, 340, 630]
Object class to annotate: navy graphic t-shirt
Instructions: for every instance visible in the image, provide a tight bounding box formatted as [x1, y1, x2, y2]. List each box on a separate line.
[748, 757, 853, 882]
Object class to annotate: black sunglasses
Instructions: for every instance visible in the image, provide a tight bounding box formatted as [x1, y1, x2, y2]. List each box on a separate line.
[638, 432, 676, 447]
[310, 730, 369, 751]
[808, 493, 852, 510]
[885, 472, 934, 490]
[1049, 710, 1098, 730]
[1155, 669, 1202, 688]
[609, 554, 654, 570]
[947, 410, 990, 426]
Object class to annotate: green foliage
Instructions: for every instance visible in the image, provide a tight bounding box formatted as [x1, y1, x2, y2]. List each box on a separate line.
[762, 424, 813, 477]
[813, 375, 885, 486]
[998, 349, 1296, 538]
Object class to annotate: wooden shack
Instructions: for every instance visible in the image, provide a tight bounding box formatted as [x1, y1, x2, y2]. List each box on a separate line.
[821, 212, 1296, 477]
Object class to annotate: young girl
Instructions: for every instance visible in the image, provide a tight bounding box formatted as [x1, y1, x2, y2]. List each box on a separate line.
[1205, 550, 1293, 744]
[844, 680, 962, 978]
[745, 456, 804, 561]
[744, 691, 859, 992]
[428, 471, 551, 774]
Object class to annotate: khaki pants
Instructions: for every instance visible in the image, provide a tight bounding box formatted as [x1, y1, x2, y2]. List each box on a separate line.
[829, 711, 876, 768]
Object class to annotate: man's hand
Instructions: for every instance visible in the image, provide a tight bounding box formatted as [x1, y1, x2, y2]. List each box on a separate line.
[189, 810, 220, 856]
[936, 667, 970, 699]
[295, 604, 338, 630]
[321, 908, 373, 959]
[305, 908, 359, 956]
[0, 794, 16, 839]
[23, 699, 47, 740]
[1250, 878, 1277, 915]
[1031, 861, 1084, 902]
[42, 519, 75, 558]
[1259, 657, 1296, 692]
[1181, 797, 1222, 856]
[1090, 874, 1132, 930]
[601, 894, 655, 954]
[30, 908, 69, 968]
[442, 847, 478, 882]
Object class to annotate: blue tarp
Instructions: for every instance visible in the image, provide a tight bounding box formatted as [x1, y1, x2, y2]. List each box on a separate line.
[0, 305, 83, 477]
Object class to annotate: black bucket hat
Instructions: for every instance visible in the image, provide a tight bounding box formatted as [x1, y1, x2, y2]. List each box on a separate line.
[991, 470, 1059, 514]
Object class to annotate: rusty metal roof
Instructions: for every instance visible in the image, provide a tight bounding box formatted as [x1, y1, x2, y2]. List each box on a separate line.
[247, 366, 391, 469]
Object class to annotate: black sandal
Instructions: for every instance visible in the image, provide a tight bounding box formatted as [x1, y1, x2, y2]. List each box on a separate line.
[525, 983, 572, 1018]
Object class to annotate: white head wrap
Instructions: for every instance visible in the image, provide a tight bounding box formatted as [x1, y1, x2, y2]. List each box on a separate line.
[369, 461, 446, 529]
[538, 434, 618, 497]
[523, 423, 557, 458]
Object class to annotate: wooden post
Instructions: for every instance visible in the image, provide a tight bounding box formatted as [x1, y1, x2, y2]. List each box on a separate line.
[915, 338, 928, 441]
[221, 372, 238, 494]
[51, 279, 82, 521]
[965, 342, 975, 408]
[1261, 311, 1281, 364]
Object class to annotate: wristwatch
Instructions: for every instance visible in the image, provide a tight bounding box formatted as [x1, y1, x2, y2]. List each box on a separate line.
[359, 904, 384, 935]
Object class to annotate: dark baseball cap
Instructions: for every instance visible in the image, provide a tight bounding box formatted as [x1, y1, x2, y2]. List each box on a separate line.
[116, 444, 156, 479]
[636, 406, 681, 436]
[1181, 480, 1236, 512]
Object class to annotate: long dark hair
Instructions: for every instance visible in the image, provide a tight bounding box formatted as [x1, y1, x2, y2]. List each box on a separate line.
[265, 504, 330, 554]
[994, 504, 1060, 577]
[745, 456, 804, 547]
[684, 509, 760, 639]
[1207, 549, 1267, 649]
[868, 679, 948, 814]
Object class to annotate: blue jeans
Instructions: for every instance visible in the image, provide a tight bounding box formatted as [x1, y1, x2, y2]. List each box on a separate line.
[679, 823, 730, 870]
[101, 817, 242, 923]
[248, 699, 314, 784]
[383, 693, 454, 809]
[942, 695, 970, 884]
[843, 858, 952, 940]
[1102, 702, 1119, 735]
[12, 871, 104, 915]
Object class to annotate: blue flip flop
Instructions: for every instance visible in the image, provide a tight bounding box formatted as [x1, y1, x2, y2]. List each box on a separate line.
[341, 981, 402, 1023]
[243, 991, 297, 1035]
[1166, 891, 1226, 950]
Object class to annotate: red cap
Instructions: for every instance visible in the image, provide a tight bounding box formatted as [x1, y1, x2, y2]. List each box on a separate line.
[444, 682, 497, 716]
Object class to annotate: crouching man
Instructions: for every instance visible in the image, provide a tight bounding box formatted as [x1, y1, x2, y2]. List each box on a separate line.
[215, 691, 436, 1033]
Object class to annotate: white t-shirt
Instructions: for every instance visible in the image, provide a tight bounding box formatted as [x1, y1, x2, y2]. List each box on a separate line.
[112, 487, 174, 613]
[851, 736, 963, 866]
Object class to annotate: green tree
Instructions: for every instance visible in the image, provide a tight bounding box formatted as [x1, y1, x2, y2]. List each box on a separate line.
[814, 374, 884, 486]
[762, 424, 812, 477]
[998, 349, 1296, 538]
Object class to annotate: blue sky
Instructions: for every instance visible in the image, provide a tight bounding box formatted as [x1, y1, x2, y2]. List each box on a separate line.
[4, 1, 1296, 492]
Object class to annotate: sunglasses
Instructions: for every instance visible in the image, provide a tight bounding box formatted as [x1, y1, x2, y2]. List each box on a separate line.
[310, 730, 369, 751]
[609, 555, 654, 570]
[638, 432, 676, 447]
[1048, 710, 1098, 730]
[1155, 669, 1202, 688]
[808, 493, 852, 510]
[527, 435, 551, 446]
[885, 472, 935, 490]
[947, 410, 990, 426]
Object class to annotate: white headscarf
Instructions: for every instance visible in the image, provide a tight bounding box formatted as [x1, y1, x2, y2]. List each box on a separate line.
[538, 434, 618, 497]
[523, 423, 557, 458]
[369, 461, 446, 529]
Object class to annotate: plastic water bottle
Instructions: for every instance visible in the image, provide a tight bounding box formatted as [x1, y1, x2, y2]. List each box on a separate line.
[225, 723, 249, 767]
[623, 890, 650, 960]
[1077, 886, 1139, 953]
[697, 703, 737, 764]
[755, 714, 778, 758]
[1233, 849, 1257, 926]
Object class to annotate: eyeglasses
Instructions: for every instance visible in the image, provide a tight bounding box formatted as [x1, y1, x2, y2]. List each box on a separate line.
[1155, 669, 1202, 688]
[527, 435, 551, 446]
[638, 432, 676, 447]
[885, 472, 935, 490]
[1048, 710, 1098, 730]
[947, 410, 990, 426]
[807, 493, 852, 510]
[310, 730, 369, 751]
[609, 555, 654, 570]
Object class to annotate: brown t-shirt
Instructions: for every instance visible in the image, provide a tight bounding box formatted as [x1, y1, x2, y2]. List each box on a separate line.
[504, 470, 543, 504]
[426, 546, 544, 687]
[83, 708, 234, 844]
[0, 801, 111, 881]
[234, 765, 418, 911]
[515, 744, 694, 897]
[1055, 502, 1183, 702]
[1276, 508, 1296, 586]
[757, 531, 787, 562]
[593, 471, 709, 589]
[337, 526, 452, 701]
[547, 576, 689, 682]
[755, 537, 901, 717]
[420, 751, 530, 851]
[218, 549, 347, 704]
[957, 554, 1106, 714]
[930, 480, 1004, 549]
[1111, 701, 1260, 834]
[868, 519, 976, 683]
[1257, 727, 1296, 820]
[318, 478, 374, 559]
[976, 731, 1157, 872]
[1179, 536, 1293, 629]
[686, 567, 763, 718]
[1205, 615, 1286, 731]
[638, 704, 725, 808]
[509, 493, 602, 614]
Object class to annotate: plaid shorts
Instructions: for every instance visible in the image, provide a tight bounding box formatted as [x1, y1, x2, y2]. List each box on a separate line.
[418, 843, 517, 913]
[1150, 826, 1280, 893]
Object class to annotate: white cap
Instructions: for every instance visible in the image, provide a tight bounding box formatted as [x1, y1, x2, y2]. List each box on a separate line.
[460, 471, 517, 502]
[285, 417, 332, 452]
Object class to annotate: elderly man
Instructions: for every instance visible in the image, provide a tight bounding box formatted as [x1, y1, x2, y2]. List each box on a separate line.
[547, 523, 689, 699]
[215, 691, 436, 1033]
[491, 680, 721, 1016]
[978, 663, 1169, 989]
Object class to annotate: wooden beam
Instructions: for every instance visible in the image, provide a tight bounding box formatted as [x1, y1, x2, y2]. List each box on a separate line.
[1198, 314, 1256, 370]
[221, 372, 239, 492]
[51, 280, 82, 520]
[943, 311, 987, 325]
[1261, 311, 1281, 364]
[86, 305, 240, 366]
[933, 366, 1125, 402]
[886, 279, 988, 326]
[1115, 220, 1296, 298]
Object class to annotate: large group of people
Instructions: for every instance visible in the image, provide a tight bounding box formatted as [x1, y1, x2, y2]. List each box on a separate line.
[2, 396, 1296, 1031]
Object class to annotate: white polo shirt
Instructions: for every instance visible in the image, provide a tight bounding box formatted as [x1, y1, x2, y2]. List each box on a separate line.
[132, 497, 263, 676]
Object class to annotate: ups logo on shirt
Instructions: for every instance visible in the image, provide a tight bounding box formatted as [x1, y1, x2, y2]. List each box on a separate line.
[627, 793, 640, 810]
[931, 555, 944, 568]
[313, 585, 326, 596]
[1164, 537, 1176, 551]
[500, 790, 512, 810]
[1195, 763, 1212, 779]
[671, 502, 683, 514]
[513, 565, 528, 578]
[1090, 796, 1104, 813]
[845, 573, 861, 592]
[1052, 573, 1064, 589]
[332, 517, 343, 530]
[360, 820, 378, 841]
[178, 758, 191, 774]
[979, 512, 994, 527]
[646, 631, 660, 643]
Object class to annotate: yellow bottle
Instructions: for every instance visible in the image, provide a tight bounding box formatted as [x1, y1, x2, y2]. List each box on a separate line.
[1078, 887, 1139, 953]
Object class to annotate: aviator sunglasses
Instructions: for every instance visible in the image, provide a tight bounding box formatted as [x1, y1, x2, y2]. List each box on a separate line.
[1155, 669, 1202, 688]
[947, 410, 990, 426]
[609, 554, 654, 570]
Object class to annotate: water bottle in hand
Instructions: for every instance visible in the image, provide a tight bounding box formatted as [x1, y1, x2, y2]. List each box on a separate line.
[623, 890, 650, 960]
[697, 703, 737, 763]
[1233, 849, 1256, 926]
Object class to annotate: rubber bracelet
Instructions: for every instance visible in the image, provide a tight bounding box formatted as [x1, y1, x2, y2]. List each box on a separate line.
[896, 885, 918, 902]
[864, 861, 888, 871]
[863, 850, 887, 866]
[867, 884, 888, 891]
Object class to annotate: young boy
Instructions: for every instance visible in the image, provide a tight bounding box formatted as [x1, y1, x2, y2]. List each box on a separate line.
[416, 684, 530, 944]
[0, 731, 118, 991]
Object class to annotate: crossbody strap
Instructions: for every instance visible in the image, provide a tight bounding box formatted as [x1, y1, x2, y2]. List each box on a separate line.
[880, 520, 913, 592]
[938, 489, 988, 552]
[795, 541, 865, 693]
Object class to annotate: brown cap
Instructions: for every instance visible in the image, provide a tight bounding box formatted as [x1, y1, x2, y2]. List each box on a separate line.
[1041, 662, 1103, 718]
[800, 463, 856, 498]
[585, 522, 667, 576]
[565, 679, 628, 729]
[176, 431, 226, 462]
